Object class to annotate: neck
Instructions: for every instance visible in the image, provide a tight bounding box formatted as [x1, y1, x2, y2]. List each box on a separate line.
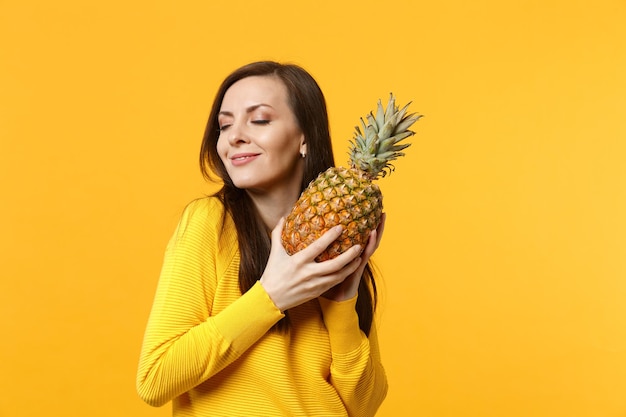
[247, 186, 301, 232]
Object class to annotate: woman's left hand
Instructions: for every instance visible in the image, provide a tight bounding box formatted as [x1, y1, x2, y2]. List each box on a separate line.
[322, 213, 386, 302]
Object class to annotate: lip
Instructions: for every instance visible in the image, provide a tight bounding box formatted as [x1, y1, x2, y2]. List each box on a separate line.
[230, 153, 260, 166]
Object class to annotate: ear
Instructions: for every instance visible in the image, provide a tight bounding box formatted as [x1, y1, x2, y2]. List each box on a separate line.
[299, 134, 307, 156]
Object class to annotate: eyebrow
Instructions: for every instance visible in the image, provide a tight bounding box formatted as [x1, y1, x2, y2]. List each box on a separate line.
[218, 103, 274, 117]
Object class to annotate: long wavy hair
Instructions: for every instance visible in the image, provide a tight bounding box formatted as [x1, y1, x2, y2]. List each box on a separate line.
[200, 61, 377, 334]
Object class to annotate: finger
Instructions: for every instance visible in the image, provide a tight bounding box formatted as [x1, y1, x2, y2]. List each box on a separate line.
[270, 217, 287, 255]
[296, 225, 344, 260]
[361, 215, 386, 260]
[315, 243, 362, 274]
[334, 255, 365, 295]
[377, 213, 386, 238]
[361, 230, 378, 260]
[320, 253, 363, 291]
[373, 213, 386, 249]
[271, 217, 286, 238]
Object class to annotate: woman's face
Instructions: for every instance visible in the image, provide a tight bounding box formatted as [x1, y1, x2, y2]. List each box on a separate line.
[217, 75, 306, 195]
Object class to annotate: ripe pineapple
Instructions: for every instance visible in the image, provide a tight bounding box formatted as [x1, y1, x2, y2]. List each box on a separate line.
[281, 93, 421, 261]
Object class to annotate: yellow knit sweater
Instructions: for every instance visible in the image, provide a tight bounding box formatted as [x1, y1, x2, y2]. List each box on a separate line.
[136, 197, 388, 416]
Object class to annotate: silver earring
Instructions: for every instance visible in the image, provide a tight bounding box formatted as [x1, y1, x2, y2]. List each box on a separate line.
[301, 152, 306, 158]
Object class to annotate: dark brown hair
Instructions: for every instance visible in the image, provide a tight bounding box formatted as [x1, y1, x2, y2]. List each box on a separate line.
[200, 61, 377, 334]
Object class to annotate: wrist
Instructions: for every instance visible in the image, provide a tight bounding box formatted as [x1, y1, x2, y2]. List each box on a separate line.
[259, 278, 285, 312]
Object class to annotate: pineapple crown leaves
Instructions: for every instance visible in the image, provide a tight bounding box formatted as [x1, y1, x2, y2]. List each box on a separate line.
[349, 93, 422, 179]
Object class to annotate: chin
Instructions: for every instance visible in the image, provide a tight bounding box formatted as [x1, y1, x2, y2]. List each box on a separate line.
[232, 178, 265, 190]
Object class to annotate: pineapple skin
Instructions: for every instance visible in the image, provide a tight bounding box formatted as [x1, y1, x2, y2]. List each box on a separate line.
[281, 165, 382, 262]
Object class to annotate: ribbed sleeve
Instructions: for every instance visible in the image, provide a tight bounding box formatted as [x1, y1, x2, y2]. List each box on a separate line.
[319, 296, 389, 417]
[212, 281, 284, 354]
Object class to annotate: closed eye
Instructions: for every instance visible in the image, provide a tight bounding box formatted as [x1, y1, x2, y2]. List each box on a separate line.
[252, 120, 270, 125]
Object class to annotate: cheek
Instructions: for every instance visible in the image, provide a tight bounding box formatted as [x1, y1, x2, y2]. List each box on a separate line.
[268, 142, 299, 167]
[216, 137, 228, 162]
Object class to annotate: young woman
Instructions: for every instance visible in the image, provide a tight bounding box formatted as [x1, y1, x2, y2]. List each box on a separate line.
[136, 61, 388, 417]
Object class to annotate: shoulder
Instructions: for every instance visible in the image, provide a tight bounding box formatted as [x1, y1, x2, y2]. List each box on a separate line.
[180, 195, 228, 228]
[169, 196, 227, 244]
[173, 195, 237, 255]
[183, 195, 225, 220]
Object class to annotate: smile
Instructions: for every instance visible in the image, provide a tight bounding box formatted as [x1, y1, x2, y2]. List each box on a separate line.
[230, 153, 260, 166]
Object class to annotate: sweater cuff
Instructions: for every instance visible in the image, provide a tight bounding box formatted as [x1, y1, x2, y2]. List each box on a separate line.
[213, 281, 285, 354]
[318, 296, 363, 353]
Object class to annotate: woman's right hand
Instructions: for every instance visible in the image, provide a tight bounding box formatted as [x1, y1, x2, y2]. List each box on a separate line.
[259, 217, 363, 312]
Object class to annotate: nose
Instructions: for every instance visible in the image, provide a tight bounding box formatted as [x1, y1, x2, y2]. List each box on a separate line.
[226, 121, 250, 146]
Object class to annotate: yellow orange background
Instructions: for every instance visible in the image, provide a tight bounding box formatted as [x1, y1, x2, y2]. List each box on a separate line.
[2, 1, 626, 416]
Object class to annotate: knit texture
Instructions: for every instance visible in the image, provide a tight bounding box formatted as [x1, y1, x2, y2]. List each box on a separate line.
[136, 197, 388, 416]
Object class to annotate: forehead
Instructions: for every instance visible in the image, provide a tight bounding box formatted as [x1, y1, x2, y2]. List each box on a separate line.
[221, 75, 289, 110]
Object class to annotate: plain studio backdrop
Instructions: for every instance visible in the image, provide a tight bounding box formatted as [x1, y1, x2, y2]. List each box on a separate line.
[1, 1, 625, 416]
